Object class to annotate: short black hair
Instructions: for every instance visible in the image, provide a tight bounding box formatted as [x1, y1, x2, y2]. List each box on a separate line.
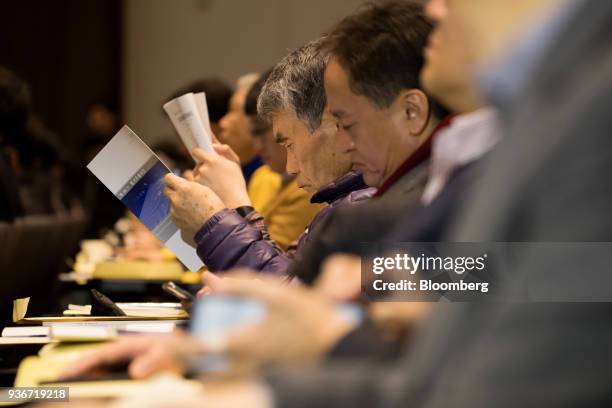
[169, 77, 233, 123]
[0, 66, 31, 145]
[323, 0, 446, 118]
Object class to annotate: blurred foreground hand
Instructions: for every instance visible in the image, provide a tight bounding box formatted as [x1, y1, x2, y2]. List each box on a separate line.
[59, 331, 205, 380]
[315, 253, 363, 301]
[203, 270, 357, 366]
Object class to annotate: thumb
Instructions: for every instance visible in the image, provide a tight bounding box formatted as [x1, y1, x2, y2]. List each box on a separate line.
[213, 143, 240, 164]
[202, 271, 223, 291]
[163, 173, 187, 190]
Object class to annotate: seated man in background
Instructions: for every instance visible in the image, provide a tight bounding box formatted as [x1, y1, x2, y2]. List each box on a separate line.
[164, 37, 373, 274]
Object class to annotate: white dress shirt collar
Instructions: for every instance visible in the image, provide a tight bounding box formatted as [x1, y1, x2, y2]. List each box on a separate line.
[421, 108, 501, 205]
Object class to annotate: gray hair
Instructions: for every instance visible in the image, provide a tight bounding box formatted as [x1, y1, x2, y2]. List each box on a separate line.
[258, 37, 329, 132]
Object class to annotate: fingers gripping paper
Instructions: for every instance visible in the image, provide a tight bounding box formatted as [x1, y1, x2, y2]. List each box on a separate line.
[87, 125, 204, 272]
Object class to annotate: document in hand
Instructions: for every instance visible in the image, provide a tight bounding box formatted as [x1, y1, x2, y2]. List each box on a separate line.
[163, 92, 216, 159]
[87, 125, 204, 272]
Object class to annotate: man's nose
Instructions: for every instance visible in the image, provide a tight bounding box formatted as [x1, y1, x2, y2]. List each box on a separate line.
[337, 128, 356, 153]
[285, 151, 299, 176]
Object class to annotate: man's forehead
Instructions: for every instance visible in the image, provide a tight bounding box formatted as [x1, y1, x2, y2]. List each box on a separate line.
[272, 112, 298, 143]
[273, 109, 317, 145]
[324, 57, 349, 89]
[324, 58, 358, 116]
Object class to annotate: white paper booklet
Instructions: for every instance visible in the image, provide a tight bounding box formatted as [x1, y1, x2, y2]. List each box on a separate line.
[163, 92, 216, 159]
[87, 125, 204, 272]
[2, 326, 50, 337]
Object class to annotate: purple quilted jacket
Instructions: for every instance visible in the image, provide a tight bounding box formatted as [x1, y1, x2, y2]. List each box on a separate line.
[194, 171, 375, 277]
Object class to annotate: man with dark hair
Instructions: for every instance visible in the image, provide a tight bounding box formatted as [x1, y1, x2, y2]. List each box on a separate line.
[0, 66, 28, 221]
[324, 0, 447, 123]
[323, 0, 446, 189]
[289, 0, 450, 284]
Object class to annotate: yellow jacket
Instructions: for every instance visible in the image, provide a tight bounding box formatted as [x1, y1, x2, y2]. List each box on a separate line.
[248, 165, 282, 212]
[259, 177, 324, 250]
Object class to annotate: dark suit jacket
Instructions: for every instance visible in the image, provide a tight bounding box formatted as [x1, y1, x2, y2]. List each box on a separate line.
[288, 161, 429, 284]
[386, 159, 484, 242]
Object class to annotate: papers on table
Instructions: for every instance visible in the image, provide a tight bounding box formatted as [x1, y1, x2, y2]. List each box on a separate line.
[0, 336, 51, 345]
[87, 125, 204, 272]
[1, 318, 178, 345]
[63, 302, 186, 318]
[2, 326, 49, 337]
[1, 326, 115, 344]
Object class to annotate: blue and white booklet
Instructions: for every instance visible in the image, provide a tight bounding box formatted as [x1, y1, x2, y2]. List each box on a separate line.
[87, 125, 204, 272]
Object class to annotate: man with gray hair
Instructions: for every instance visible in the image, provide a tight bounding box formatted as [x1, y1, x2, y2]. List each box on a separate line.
[164, 38, 374, 277]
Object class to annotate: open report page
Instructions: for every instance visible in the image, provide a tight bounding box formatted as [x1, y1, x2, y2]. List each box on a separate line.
[87, 125, 204, 272]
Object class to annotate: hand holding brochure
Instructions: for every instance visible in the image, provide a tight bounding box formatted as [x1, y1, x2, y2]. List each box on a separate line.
[87, 125, 204, 272]
[163, 92, 216, 159]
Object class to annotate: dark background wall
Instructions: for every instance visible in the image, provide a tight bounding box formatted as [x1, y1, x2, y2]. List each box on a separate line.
[0, 0, 122, 148]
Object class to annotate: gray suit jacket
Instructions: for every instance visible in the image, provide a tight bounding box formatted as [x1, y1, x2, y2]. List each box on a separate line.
[266, 1, 612, 406]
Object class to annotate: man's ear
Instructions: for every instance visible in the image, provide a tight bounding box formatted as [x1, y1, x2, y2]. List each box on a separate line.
[397, 89, 430, 137]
